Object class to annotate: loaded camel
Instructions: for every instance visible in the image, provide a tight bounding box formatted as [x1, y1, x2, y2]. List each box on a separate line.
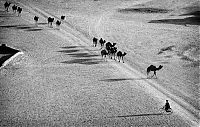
[147, 65, 163, 79]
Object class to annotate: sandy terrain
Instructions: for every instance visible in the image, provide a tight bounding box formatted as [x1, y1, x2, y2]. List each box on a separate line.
[0, 0, 199, 126]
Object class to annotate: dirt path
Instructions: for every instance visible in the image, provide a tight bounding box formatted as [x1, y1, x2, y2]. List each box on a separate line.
[0, 0, 198, 126]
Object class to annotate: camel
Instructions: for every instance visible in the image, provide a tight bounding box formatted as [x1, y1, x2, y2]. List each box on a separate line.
[4, 2, 11, 12]
[56, 20, 61, 29]
[93, 37, 98, 47]
[108, 47, 117, 60]
[99, 38, 106, 48]
[12, 5, 17, 13]
[117, 51, 127, 63]
[147, 65, 163, 79]
[17, 7, 22, 16]
[105, 42, 116, 51]
[48, 17, 54, 27]
[101, 49, 108, 61]
[61, 16, 65, 21]
[34, 16, 39, 26]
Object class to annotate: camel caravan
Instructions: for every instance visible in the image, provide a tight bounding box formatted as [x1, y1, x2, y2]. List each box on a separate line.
[93, 37, 127, 63]
[93, 37, 163, 78]
[4, 1, 65, 29]
[4, 1, 22, 16]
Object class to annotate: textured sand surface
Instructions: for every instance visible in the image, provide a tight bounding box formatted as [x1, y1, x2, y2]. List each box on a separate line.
[0, 0, 199, 126]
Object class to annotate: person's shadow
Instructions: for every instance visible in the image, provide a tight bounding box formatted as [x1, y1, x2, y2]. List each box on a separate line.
[108, 112, 171, 118]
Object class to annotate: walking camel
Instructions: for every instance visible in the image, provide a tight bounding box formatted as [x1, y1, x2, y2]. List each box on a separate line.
[117, 51, 127, 63]
[17, 7, 22, 16]
[101, 49, 108, 61]
[61, 16, 65, 21]
[48, 17, 54, 27]
[4, 2, 11, 12]
[56, 20, 61, 29]
[12, 5, 17, 13]
[34, 16, 39, 26]
[147, 65, 163, 78]
[99, 38, 106, 48]
[93, 37, 98, 47]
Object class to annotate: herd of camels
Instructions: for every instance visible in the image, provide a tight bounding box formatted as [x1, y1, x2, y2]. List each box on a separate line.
[3, 1, 163, 79]
[93, 37, 163, 79]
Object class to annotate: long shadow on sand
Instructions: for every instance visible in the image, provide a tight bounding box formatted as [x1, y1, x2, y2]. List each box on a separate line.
[112, 113, 166, 118]
[118, 8, 170, 13]
[59, 46, 101, 65]
[100, 78, 148, 82]
[0, 24, 44, 31]
[149, 11, 200, 25]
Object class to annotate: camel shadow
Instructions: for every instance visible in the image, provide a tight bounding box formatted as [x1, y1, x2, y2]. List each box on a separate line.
[57, 49, 79, 54]
[68, 53, 99, 58]
[0, 24, 44, 31]
[100, 78, 148, 82]
[60, 46, 85, 49]
[61, 58, 101, 65]
[25, 28, 43, 31]
[59, 46, 101, 65]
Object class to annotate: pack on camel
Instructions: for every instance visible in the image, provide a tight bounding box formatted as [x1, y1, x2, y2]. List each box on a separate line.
[34, 16, 39, 26]
[48, 17, 54, 27]
[12, 5, 17, 13]
[101, 49, 108, 61]
[147, 65, 163, 79]
[93, 37, 98, 47]
[4, 2, 11, 12]
[117, 51, 127, 63]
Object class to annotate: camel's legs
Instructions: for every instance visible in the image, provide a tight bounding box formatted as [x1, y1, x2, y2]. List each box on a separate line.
[154, 71, 157, 78]
[118, 56, 120, 62]
[122, 56, 124, 63]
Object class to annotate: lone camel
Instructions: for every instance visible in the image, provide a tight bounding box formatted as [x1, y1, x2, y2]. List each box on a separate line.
[147, 65, 163, 78]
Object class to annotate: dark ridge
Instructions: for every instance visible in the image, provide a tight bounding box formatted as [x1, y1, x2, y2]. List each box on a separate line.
[0, 44, 19, 67]
[118, 8, 170, 13]
[0, 54, 13, 66]
[149, 11, 200, 25]
[0, 44, 19, 54]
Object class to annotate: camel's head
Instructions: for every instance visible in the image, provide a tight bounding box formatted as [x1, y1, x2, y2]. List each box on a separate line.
[159, 65, 163, 69]
[123, 52, 127, 56]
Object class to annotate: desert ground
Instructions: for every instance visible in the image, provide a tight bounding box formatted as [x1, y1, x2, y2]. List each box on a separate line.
[0, 0, 199, 126]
